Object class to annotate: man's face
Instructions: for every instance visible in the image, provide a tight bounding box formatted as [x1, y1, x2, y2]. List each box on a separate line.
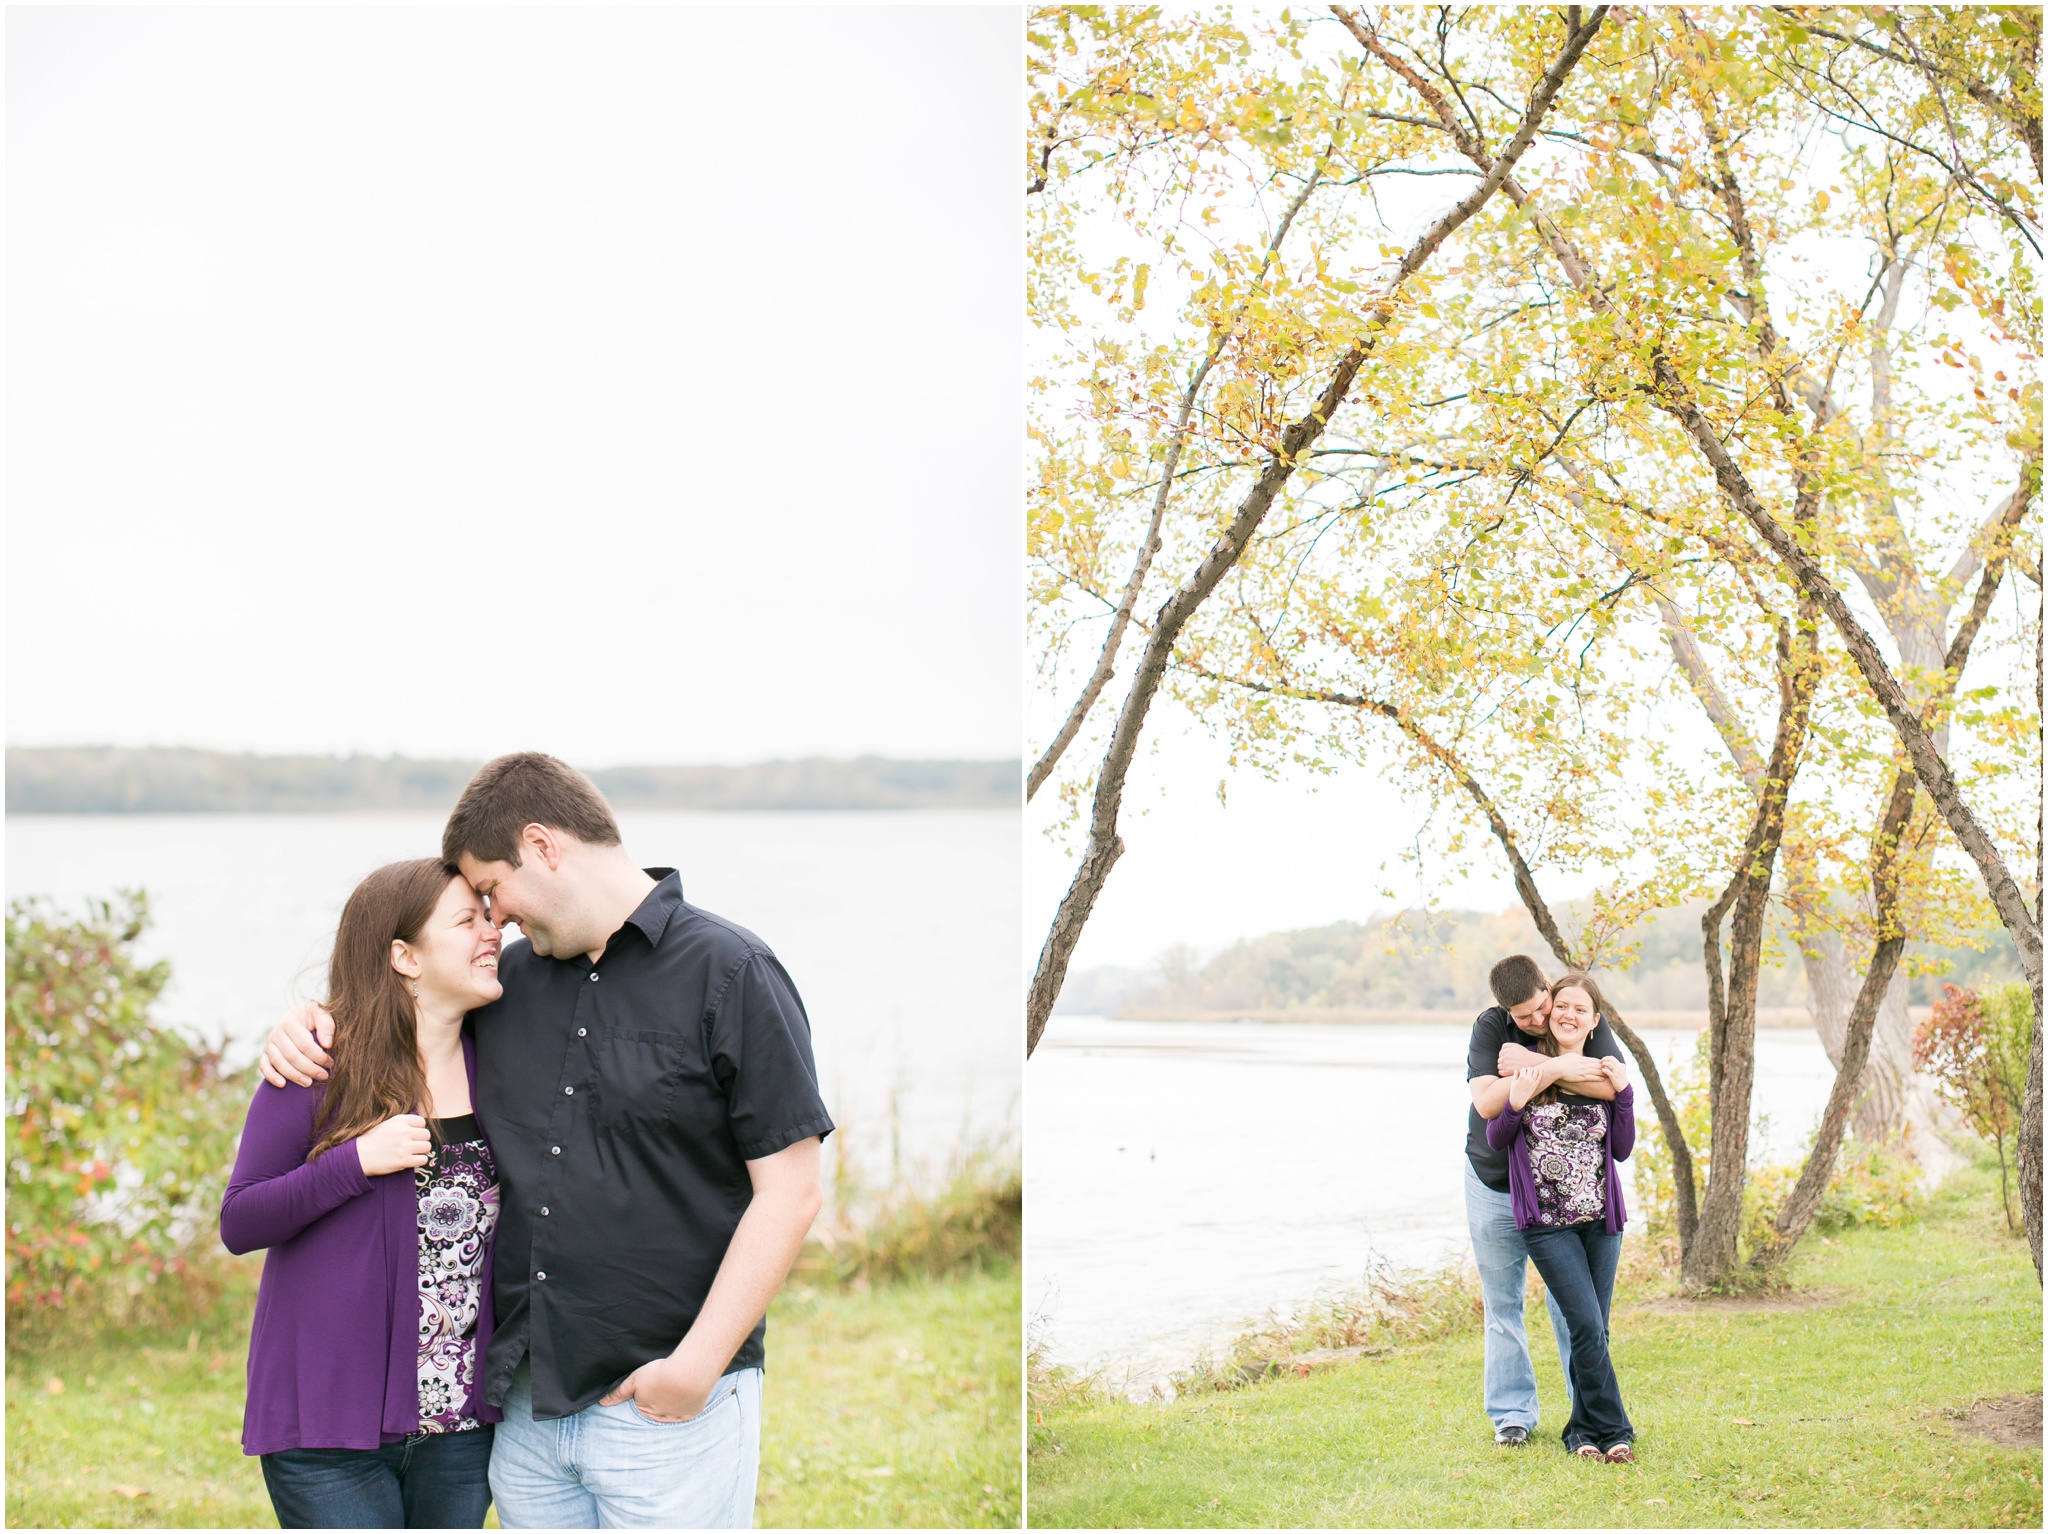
[1507, 988, 1552, 1036]
[459, 850, 571, 959]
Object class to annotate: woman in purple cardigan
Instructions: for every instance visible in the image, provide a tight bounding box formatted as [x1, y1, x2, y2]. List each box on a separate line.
[222, 859, 504, 1528]
[1484, 972, 1637, 1463]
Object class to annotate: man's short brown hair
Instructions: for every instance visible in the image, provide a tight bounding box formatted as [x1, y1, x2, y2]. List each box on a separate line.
[441, 753, 622, 867]
[1488, 953, 1548, 1010]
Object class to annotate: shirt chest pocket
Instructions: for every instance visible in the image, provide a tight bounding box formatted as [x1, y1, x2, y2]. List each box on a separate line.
[594, 1028, 689, 1130]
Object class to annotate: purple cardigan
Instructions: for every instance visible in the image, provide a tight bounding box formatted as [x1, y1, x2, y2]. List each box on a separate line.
[1485, 1081, 1636, 1234]
[221, 1032, 499, 1455]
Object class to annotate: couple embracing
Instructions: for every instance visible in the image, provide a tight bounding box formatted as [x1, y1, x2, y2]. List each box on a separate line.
[220, 753, 833, 1528]
[1463, 955, 1639, 1463]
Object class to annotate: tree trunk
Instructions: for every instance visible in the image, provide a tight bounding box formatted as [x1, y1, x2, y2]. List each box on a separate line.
[1753, 767, 1918, 1269]
[2026, 604, 2043, 1280]
[1754, 933, 1904, 1267]
[2026, 967, 2043, 1277]
[1686, 610, 1820, 1289]
[1794, 923, 1968, 1177]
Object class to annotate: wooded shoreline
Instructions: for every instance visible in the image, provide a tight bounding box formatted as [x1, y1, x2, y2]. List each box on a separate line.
[1104, 1006, 1842, 1030]
[7, 747, 1020, 813]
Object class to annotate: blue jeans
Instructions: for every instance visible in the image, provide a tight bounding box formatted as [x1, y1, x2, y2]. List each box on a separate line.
[1524, 1219, 1632, 1450]
[489, 1358, 762, 1529]
[261, 1425, 494, 1529]
[1464, 1162, 1573, 1431]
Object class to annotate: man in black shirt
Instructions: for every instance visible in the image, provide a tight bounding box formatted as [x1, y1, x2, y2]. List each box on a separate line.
[1463, 953, 1621, 1447]
[261, 754, 831, 1527]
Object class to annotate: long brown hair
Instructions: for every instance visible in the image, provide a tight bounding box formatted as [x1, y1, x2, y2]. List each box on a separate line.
[309, 858, 457, 1159]
[1528, 972, 1611, 1109]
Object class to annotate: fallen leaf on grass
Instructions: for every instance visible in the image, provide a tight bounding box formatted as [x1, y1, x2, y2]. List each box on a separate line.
[1646, 1498, 1668, 1506]
[44, 1377, 64, 1395]
[109, 1486, 150, 1499]
[1732, 1418, 1757, 1426]
[1450, 1470, 1464, 1479]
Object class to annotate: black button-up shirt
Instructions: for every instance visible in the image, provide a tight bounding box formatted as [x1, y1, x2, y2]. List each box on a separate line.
[473, 870, 833, 1420]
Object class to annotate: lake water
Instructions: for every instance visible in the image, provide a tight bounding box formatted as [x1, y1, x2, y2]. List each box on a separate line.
[1026, 1015, 1838, 1389]
[6, 810, 1020, 1184]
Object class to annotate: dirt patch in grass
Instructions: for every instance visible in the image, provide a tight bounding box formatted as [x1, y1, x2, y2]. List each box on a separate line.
[1628, 1286, 1843, 1315]
[1951, 1393, 2042, 1451]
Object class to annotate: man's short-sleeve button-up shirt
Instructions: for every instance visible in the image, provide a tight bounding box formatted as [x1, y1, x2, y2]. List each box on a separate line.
[475, 869, 834, 1420]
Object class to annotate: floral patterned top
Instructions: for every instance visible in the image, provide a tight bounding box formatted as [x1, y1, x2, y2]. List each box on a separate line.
[414, 1114, 499, 1432]
[1524, 1101, 1608, 1227]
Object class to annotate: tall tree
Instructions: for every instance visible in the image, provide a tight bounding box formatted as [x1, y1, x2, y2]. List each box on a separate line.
[1328, 3, 2039, 1278]
[1026, 6, 1611, 1055]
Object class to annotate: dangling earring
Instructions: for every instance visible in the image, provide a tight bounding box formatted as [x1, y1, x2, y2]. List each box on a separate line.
[411, 982, 420, 999]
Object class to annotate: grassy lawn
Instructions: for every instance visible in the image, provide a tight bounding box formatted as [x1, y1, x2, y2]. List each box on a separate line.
[5, 1264, 1020, 1529]
[1028, 1168, 2041, 1528]
[759, 1267, 1021, 1527]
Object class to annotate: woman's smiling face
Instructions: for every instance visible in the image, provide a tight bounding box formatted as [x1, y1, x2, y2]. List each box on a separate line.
[1547, 984, 1597, 1050]
[397, 876, 503, 1013]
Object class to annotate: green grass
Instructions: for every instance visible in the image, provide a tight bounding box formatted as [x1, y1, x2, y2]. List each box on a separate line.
[759, 1268, 1021, 1527]
[1028, 1168, 2041, 1528]
[6, 1264, 1020, 1529]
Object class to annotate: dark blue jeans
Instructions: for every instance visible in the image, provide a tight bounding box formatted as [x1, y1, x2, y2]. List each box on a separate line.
[1522, 1221, 1632, 1451]
[261, 1425, 494, 1529]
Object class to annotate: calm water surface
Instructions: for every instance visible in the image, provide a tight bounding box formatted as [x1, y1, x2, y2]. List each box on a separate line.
[1027, 1015, 1837, 1389]
[6, 810, 1019, 1181]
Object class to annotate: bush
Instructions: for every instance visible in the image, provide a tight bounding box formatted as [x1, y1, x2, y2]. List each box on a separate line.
[1630, 1032, 1711, 1251]
[1740, 1131, 1921, 1253]
[793, 1146, 1020, 1288]
[1632, 1032, 1920, 1269]
[5, 893, 246, 1328]
[1915, 981, 2032, 1232]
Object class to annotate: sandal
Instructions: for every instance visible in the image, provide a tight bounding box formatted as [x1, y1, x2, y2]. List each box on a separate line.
[1603, 1443, 1634, 1464]
[1573, 1444, 1604, 1460]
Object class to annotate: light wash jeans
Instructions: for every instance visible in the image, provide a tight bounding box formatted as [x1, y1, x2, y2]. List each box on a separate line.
[489, 1358, 762, 1529]
[1464, 1161, 1573, 1432]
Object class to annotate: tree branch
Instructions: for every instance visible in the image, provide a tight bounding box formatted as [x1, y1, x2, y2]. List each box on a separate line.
[1170, 656, 1701, 1246]
[1028, 156, 1333, 801]
[1372, 26, 2041, 990]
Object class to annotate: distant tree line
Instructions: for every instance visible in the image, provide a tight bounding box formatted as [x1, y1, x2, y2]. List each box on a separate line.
[1058, 906, 2025, 1019]
[6, 748, 1021, 814]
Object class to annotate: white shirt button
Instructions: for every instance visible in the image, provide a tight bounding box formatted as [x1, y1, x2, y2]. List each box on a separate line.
[589, 973, 600, 982]
[536, 1271, 547, 1281]
[564, 1086, 574, 1095]
[540, 1207, 550, 1216]
[551, 1146, 561, 1155]
[578, 1028, 587, 1037]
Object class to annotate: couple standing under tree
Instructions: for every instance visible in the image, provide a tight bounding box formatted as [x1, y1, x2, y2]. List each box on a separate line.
[222, 753, 833, 1528]
[1464, 955, 1639, 1462]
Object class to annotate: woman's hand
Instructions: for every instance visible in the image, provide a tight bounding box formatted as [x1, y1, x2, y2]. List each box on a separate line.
[354, 1114, 431, 1177]
[1506, 1064, 1548, 1110]
[1599, 1056, 1631, 1092]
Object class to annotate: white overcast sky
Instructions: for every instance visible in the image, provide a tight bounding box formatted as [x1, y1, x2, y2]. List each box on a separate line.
[7, 6, 1020, 767]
